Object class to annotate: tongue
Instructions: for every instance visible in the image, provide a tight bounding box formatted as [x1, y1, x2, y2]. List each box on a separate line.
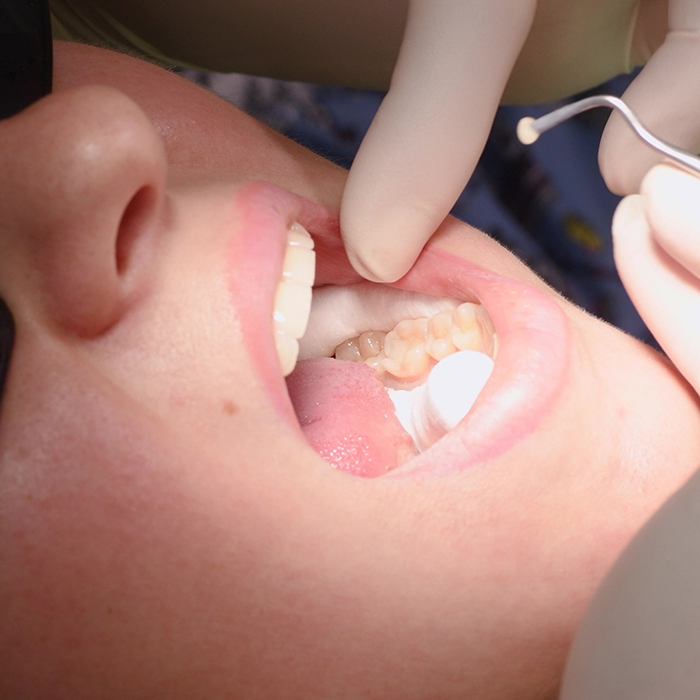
[286, 358, 416, 477]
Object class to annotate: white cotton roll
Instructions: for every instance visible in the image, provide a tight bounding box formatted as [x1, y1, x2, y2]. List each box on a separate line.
[410, 350, 494, 452]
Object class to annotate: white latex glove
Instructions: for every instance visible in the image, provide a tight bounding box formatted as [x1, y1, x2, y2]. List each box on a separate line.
[611, 163, 700, 394]
[558, 163, 700, 699]
[341, 0, 700, 282]
[340, 0, 538, 281]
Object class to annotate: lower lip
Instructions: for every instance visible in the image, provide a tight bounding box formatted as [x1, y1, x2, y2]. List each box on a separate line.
[389, 246, 571, 477]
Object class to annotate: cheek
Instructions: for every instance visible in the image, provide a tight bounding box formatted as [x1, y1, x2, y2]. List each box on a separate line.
[0, 388, 618, 700]
[0, 408, 395, 697]
[0, 392, 295, 694]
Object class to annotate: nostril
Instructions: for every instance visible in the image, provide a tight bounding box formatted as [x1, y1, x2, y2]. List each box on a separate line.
[116, 185, 159, 275]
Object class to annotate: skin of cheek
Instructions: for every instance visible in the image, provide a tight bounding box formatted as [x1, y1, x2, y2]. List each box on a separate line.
[6, 215, 691, 699]
[16, 307, 695, 700]
[0, 267, 675, 700]
[52, 41, 347, 211]
[0, 359, 537, 699]
[1, 345, 692, 700]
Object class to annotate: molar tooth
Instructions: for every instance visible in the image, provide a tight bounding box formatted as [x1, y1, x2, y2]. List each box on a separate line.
[383, 318, 431, 380]
[365, 351, 387, 377]
[358, 330, 386, 359]
[335, 337, 362, 362]
[427, 337, 457, 361]
[451, 303, 486, 353]
[426, 310, 456, 361]
[429, 310, 453, 337]
[274, 280, 313, 340]
[453, 302, 477, 331]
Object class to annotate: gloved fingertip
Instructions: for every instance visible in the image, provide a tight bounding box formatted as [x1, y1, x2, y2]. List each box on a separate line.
[642, 162, 698, 195]
[343, 238, 415, 284]
[641, 164, 700, 277]
[611, 194, 646, 246]
[642, 163, 700, 217]
[340, 199, 437, 283]
[611, 194, 655, 284]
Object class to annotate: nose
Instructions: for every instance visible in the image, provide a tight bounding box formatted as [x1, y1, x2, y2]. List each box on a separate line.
[0, 85, 167, 336]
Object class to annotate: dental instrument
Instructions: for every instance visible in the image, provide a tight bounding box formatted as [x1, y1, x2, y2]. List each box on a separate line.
[517, 95, 700, 177]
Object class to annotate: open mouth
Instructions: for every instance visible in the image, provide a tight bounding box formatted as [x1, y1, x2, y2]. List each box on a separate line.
[230, 183, 571, 478]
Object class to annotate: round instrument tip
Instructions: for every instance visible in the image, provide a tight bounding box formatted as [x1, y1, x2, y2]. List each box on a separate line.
[517, 117, 539, 145]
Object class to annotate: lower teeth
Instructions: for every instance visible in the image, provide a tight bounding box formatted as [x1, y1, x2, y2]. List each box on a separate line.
[333, 302, 496, 452]
[333, 301, 496, 383]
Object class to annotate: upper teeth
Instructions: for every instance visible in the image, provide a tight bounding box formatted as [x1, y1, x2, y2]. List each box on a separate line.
[274, 223, 315, 376]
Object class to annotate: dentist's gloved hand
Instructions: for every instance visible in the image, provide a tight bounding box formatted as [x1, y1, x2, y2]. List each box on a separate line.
[341, 0, 700, 282]
[558, 165, 700, 700]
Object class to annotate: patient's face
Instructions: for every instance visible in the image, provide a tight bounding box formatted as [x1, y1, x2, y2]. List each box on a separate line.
[1, 42, 699, 700]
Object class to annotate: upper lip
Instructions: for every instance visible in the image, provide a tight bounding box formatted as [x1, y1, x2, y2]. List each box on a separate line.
[228, 182, 572, 476]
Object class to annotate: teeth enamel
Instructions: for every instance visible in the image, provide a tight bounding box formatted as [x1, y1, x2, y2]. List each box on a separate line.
[382, 318, 431, 380]
[282, 223, 316, 285]
[274, 281, 313, 339]
[287, 221, 315, 249]
[333, 302, 496, 383]
[426, 310, 456, 361]
[358, 330, 386, 359]
[274, 223, 315, 376]
[275, 330, 301, 377]
[452, 303, 495, 355]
